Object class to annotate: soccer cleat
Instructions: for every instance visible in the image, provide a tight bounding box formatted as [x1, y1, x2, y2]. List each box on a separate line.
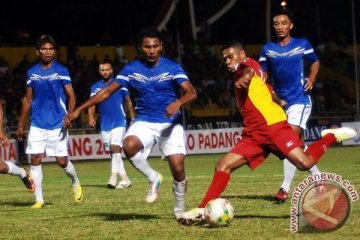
[275, 188, 288, 203]
[116, 180, 132, 189]
[107, 177, 117, 189]
[321, 127, 357, 142]
[145, 173, 163, 203]
[72, 183, 83, 203]
[176, 208, 205, 226]
[31, 202, 45, 209]
[21, 168, 35, 193]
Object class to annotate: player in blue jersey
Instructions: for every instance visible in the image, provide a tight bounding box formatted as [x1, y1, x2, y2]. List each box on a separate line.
[65, 27, 197, 217]
[88, 61, 135, 189]
[259, 8, 321, 203]
[0, 101, 35, 193]
[16, 35, 83, 208]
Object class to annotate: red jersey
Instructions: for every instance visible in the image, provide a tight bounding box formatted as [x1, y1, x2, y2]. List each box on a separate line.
[234, 58, 287, 132]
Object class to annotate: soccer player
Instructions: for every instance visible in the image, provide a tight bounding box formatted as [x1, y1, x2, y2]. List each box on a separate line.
[88, 61, 135, 189]
[259, 7, 321, 203]
[0, 101, 34, 193]
[65, 27, 197, 217]
[16, 35, 83, 209]
[177, 41, 356, 225]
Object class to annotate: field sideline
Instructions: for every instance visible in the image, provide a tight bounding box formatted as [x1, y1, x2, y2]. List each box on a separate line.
[0, 146, 359, 239]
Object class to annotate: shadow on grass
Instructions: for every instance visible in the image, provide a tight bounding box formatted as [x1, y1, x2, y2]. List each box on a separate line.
[234, 214, 289, 219]
[222, 194, 275, 202]
[0, 201, 53, 208]
[93, 212, 161, 221]
[81, 184, 109, 188]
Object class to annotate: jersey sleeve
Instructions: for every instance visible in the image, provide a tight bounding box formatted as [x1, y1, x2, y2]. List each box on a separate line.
[258, 46, 269, 72]
[90, 83, 97, 97]
[26, 70, 32, 87]
[303, 39, 318, 64]
[173, 64, 189, 85]
[120, 87, 130, 98]
[60, 67, 72, 86]
[115, 67, 130, 89]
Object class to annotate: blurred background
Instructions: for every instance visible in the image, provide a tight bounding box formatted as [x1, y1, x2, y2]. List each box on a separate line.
[0, 0, 359, 132]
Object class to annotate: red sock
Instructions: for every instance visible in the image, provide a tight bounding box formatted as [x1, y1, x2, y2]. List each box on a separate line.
[305, 133, 337, 163]
[198, 171, 230, 208]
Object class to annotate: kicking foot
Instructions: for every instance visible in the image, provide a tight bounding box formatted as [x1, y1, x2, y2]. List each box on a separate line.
[321, 127, 357, 142]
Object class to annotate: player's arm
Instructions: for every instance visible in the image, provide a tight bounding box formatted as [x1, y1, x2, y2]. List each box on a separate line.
[0, 100, 9, 145]
[88, 106, 96, 127]
[235, 66, 254, 89]
[17, 87, 32, 141]
[165, 81, 197, 118]
[64, 84, 76, 114]
[263, 71, 270, 83]
[65, 81, 121, 126]
[124, 96, 136, 123]
[304, 60, 320, 91]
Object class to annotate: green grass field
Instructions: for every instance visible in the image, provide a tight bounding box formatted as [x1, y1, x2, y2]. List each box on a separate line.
[0, 146, 359, 239]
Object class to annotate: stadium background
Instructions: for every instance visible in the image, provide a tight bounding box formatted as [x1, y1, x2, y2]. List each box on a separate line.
[0, 0, 359, 162]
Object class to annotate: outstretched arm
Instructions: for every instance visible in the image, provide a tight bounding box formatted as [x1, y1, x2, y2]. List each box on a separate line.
[64, 81, 121, 126]
[165, 81, 197, 118]
[17, 88, 32, 141]
[305, 60, 320, 91]
[235, 66, 254, 89]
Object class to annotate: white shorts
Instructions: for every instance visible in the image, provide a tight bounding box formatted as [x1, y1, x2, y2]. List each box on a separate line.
[125, 121, 186, 158]
[101, 127, 126, 151]
[26, 126, 68, 157]
[286, 104, 312, 130]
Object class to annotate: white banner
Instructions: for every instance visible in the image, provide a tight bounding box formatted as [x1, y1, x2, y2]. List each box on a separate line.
[39, 128, 243, 162]
[1, 139, 18, 162]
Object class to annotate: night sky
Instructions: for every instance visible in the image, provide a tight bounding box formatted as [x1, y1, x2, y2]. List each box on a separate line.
[1, 0, 359, 46]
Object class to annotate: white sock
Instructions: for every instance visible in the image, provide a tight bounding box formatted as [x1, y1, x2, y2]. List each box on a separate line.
[173, 179, 187, 214]
[5, 162, 26, 178]
[64, 161, 79, 186]
[31, 165, 44, 203]
[281, 159, 297, 192]
[111, 153, 119, 173]
[130, 151, 158, 182]
[309, 165, 321, 176]
[114, 153, 126, 176]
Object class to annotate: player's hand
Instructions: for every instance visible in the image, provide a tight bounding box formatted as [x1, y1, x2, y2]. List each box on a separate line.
[88, 118, 96, 127]
[279, 100, 287, 108]
[64, 108, 81, 128]
[16, 125, 24, 141]
[165, 100, 181, 118]
[304, 78, 314, 91]
[235, 77, 250, 89]
[0, 132, 9, 146]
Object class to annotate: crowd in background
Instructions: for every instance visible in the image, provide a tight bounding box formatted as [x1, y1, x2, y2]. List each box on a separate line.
[0, 37, 357, 131]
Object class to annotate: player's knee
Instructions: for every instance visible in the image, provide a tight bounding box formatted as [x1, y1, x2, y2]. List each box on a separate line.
[297, 160, 314, 171]
[215, 162, 230, 172]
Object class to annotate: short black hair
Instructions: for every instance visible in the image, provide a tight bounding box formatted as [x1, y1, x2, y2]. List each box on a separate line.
[137, 26, 162, 47]
[221, 40, 244, 52]
[36, 34, 56, 50]
[273, 7, 294, 22]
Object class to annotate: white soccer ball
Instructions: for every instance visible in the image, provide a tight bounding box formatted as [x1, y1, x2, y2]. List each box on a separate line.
[204, 198, 234, 227]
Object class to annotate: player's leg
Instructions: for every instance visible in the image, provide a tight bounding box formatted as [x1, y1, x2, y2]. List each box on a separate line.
[101, 130, 117, 188]
[123, 121, 161, 202]
[110, 127, 131, 189]
[0, 159, 34, 192]
[26, 126, 46, 208]
[162, 123, 187, 217]
[48, 128, 82, 203]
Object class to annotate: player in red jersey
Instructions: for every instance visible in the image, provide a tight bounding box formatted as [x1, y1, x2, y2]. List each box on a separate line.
[177, 41, 357, 225]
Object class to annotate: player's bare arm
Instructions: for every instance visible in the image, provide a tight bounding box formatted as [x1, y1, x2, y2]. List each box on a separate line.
[88, 106, 96, 127]
[304, 60, 320, 91]
[64, 81, 121, 126]
[124, 96, 136, 123]
[0, 102, 9, 145]
[235, 67, 254, 89]
[165, 81, 197, 118]
[64, 84, 76, 114]
[17, 88, 32, 141]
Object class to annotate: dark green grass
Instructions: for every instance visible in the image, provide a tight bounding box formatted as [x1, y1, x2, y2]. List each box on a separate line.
[0, 146, 359, 239]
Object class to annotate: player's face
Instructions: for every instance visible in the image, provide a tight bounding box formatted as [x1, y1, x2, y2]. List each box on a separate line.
[139, 37, 163, 65]
[273, 15, 293, 39]
[36, 42, 55, 63]
[98, 63, 113, 80]
[222, 47, 243, 73]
